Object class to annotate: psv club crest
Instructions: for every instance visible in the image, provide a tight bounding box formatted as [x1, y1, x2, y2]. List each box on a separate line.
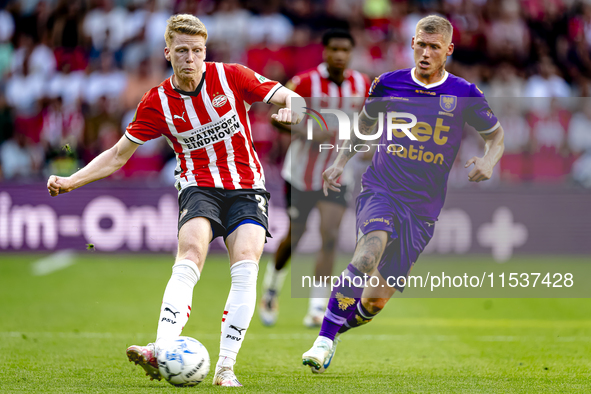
[212, 94, 228, 108]
[440, 95, 457, 112]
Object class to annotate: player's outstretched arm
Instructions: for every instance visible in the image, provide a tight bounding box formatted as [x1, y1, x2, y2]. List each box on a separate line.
[322, 110, 378, 196]
[269, 86, 304, 125]
[465, 126, 505, 182]
[47, 136, 140, 196]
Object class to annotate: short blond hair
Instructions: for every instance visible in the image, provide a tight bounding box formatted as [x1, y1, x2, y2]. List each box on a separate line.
[164, 14, 208, 47]
[416, 15, 453, 44]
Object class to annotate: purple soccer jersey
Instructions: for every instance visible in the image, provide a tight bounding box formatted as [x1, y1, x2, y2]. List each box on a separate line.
[318, 70, 500, 338]
[362, 68, 500, 220]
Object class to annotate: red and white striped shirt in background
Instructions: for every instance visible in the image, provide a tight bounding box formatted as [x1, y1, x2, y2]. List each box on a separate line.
[126, 62, 281, 191]
[281, 63, 370, 192]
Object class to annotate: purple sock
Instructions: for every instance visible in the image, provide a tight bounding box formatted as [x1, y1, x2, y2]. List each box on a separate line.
[319, 264, 365, 340]
[338, 300, 377, 334]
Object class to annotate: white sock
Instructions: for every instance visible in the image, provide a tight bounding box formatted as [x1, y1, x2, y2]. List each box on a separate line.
[156, 259, 200, 342]
[308, 285, 330, 314]
[262, 259, 288, 293]
[217, 356, 235, 369]
[218, 260, 258, 367]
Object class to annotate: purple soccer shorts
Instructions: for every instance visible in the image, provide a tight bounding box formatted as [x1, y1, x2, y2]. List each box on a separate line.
[355, 188, 435, 292]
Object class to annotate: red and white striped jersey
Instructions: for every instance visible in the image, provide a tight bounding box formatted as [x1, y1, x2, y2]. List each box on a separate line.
[282, 63, 370, 191]
[126, 62, 282, 191]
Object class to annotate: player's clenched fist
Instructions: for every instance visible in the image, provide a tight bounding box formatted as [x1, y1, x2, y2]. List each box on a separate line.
[47, 175, 73, 196]
[465, 156, 493, 182]
[271, 108, 303, 125]
[322, 164, 343, 196]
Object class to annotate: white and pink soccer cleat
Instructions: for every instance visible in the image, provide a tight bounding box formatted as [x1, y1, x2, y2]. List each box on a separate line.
[212, 366, 243, 387]
[126, 343, 161, 381]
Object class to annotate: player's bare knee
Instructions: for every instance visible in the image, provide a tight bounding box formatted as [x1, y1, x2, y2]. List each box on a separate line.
[231, 247, 263, 264]
[176, 248, 206, 267]
[320, 228, 339, 251]
[363, 298, 387, 314]
[321, 236, 337, 252]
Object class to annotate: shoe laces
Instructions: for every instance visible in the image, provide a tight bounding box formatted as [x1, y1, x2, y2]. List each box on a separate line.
[217, 366, 239, 383]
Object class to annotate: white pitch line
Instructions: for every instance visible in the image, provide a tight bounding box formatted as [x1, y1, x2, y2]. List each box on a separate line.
[2, 331, 590, 343]
[31, 250, 76, 276]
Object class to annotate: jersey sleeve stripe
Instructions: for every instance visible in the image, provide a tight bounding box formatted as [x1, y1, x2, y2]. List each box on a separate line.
[263, 82, 282, 103]
[477, 121, 501, 134]
[125, 131, 145, 145]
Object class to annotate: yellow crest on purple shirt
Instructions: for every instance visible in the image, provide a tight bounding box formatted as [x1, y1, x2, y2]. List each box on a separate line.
[335, 292, 356, 311]
[440, 95, 457, 112]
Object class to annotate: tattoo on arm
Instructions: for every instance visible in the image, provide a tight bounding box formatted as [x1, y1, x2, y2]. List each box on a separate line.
[351, 233, 385, 274]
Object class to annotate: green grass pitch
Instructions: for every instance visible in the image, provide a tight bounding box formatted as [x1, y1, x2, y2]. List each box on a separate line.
[1, 253, 590, 393]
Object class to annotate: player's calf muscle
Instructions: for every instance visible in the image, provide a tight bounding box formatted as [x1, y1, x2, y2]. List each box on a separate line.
[362, 298, 388, 314]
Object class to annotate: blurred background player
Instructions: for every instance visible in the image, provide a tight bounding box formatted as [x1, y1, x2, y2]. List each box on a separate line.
[259, 29, 370, 327]
[302, 15, 505, 373]
[47, 14, 302, 387]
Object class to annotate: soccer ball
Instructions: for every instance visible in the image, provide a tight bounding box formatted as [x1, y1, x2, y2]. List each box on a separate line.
[157, 336, 210, 386]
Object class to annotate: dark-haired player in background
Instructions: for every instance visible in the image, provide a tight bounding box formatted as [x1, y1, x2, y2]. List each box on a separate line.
[302, 15, 505, 373]
[259, 29, 370, 328]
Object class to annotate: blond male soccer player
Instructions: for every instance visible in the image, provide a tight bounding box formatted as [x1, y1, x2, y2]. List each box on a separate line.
[259, 29, 371, 328]
[302, 15, 505, 373]
[47, 14, 302, 387]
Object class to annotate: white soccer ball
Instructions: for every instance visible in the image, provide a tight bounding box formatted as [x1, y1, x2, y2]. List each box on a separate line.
[157, 336, 210, 386]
